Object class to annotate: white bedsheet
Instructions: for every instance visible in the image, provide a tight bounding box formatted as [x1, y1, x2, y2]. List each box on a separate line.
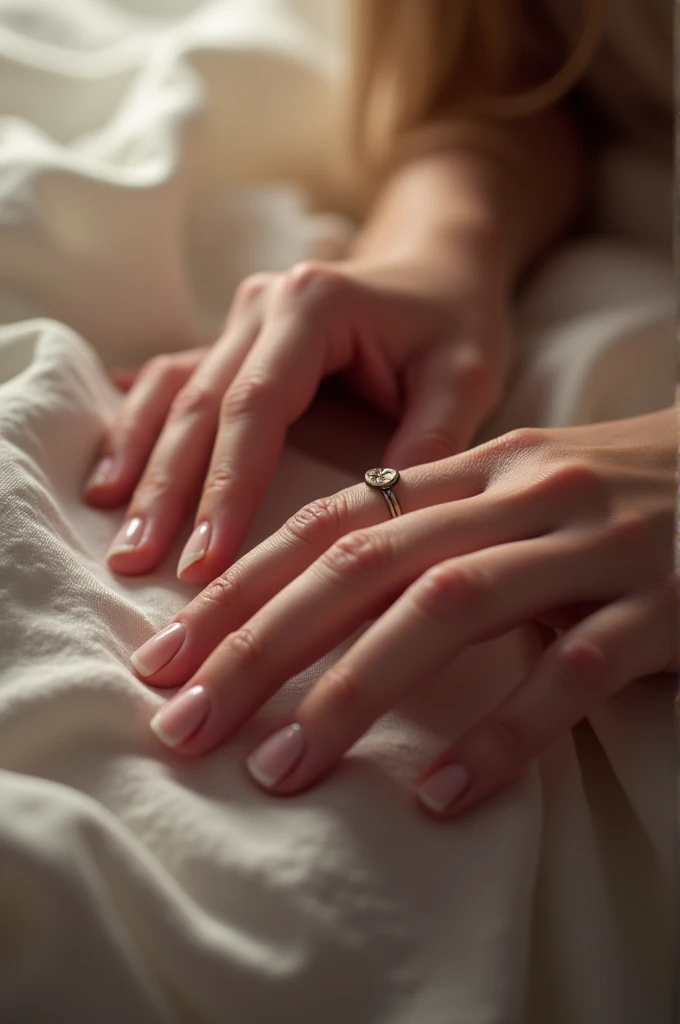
[0, 2, 675, 1022]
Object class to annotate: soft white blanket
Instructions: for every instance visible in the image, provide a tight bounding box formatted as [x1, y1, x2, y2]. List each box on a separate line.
[0, 2, 675, 1022]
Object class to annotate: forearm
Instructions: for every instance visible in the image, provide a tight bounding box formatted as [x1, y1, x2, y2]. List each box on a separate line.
[351, 103, 588, 292]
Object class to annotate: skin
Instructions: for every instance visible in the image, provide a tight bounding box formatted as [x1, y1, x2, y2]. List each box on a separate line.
[131, 409, 677, 816]
[83, 97, 675, 816]
[85, 104, 585, 583]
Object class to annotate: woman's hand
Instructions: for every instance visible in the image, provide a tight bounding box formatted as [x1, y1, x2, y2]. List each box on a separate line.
[130, 409, 677, 817]
[86, 246, 511, 582]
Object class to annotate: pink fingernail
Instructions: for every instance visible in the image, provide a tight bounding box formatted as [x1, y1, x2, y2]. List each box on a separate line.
[108, 516, 144, 557]
[130, 621, 186, 677]
[87, 455, 115, 490]
[149, 685, 210, 748]
[417, 764, 470, 813]
[177, 521, 211, 578]
[246, 723, 306, 788]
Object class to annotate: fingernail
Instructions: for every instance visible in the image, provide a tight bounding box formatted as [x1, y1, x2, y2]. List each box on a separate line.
[108, 516, 144, 558]
[246, 723, 306, 788]
[87, 455, 115, 490]
[130, 621, 186, 677]
[149, 684, 210, 748]
[417, 764, 471, 814]
[177, 521, 211, 578]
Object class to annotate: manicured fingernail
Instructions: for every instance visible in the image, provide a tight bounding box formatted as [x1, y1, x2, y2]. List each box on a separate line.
[246, 723, 306, 788]
[177, 521, 211, 578]
[417, 764, 471, 814]
[108, 516, 144, 558]
[87, 455, 115, 490]
[149, 684, 210, 748]
[130, 621, 186, 677]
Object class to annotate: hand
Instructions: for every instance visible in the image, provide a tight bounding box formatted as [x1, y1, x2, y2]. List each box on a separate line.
[130, 409, 677, 817]
[86, 250, 511, 581]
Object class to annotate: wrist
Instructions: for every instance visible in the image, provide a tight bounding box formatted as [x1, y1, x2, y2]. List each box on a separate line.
[346, 217, 512, 314]
[350, 154, 517, 298]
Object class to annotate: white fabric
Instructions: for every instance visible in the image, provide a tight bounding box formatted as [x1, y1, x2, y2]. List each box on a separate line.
[0, 2, 675, 1023]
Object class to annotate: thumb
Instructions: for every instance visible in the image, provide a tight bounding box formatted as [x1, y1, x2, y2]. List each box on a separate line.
[383, 341, 499, 468]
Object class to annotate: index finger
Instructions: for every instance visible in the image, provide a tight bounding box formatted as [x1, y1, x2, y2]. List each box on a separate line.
[175, 266, 354, 584]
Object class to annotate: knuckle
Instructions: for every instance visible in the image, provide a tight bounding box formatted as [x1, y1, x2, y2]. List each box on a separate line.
[523, 460, 610, 512]
[281, 260, 347, 306]
[317, 663, 361, 717]
[550, 461, 608, 505]
[132, 468, 173, 504]
[201, 465, 238, 500]
[200, 568, 243, 612]
[283, 495, 344, 549]
[220, 373, 273, 419]
[498, 426, 548, 454]
[490, 717, 528, 761]
[320, 528, 390, 579]
[226, 625, 264, 670]
[412, 563, 488, 623]
[553, 638, 609, 697]
[170, 381, 220, 420]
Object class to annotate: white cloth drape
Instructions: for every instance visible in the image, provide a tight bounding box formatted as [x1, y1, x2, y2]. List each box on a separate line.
[0, 3, 674, 1022]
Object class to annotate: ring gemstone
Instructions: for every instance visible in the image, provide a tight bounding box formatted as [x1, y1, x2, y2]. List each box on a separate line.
[364, 467, 400, 489]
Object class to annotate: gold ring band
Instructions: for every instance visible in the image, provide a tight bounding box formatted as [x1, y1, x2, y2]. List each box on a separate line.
[364, 468, 402, 518]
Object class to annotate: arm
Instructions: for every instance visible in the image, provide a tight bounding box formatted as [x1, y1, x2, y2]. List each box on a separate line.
[351, 102, 588, 291]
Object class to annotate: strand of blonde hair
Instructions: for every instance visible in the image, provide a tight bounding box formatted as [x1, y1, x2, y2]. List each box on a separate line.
[351, 0, 608, 171]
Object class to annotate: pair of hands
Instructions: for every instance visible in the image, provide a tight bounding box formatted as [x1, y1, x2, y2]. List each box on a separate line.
[86, 258, 676, 818]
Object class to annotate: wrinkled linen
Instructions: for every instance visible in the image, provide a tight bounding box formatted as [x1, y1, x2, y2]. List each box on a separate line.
[0, 2, 675, 1023]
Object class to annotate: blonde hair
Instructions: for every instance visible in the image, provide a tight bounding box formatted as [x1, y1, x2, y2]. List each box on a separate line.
[351, 0, 608, 171]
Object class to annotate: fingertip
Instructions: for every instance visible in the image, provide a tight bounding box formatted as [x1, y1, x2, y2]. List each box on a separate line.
[85, 457, 135, 507]
[176, 557, 225, 587]
[177, 553, 204, 581]
[106, 550, 145, 575]
[415, 763, 471, 816]
[176, 552, 215, 585]
[85, 479, 126, 507]
[177, 537, 236, 585]
[107, 545, 162, 576]
[85, 455, 115, 492]
[177, 521, 212, 580]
